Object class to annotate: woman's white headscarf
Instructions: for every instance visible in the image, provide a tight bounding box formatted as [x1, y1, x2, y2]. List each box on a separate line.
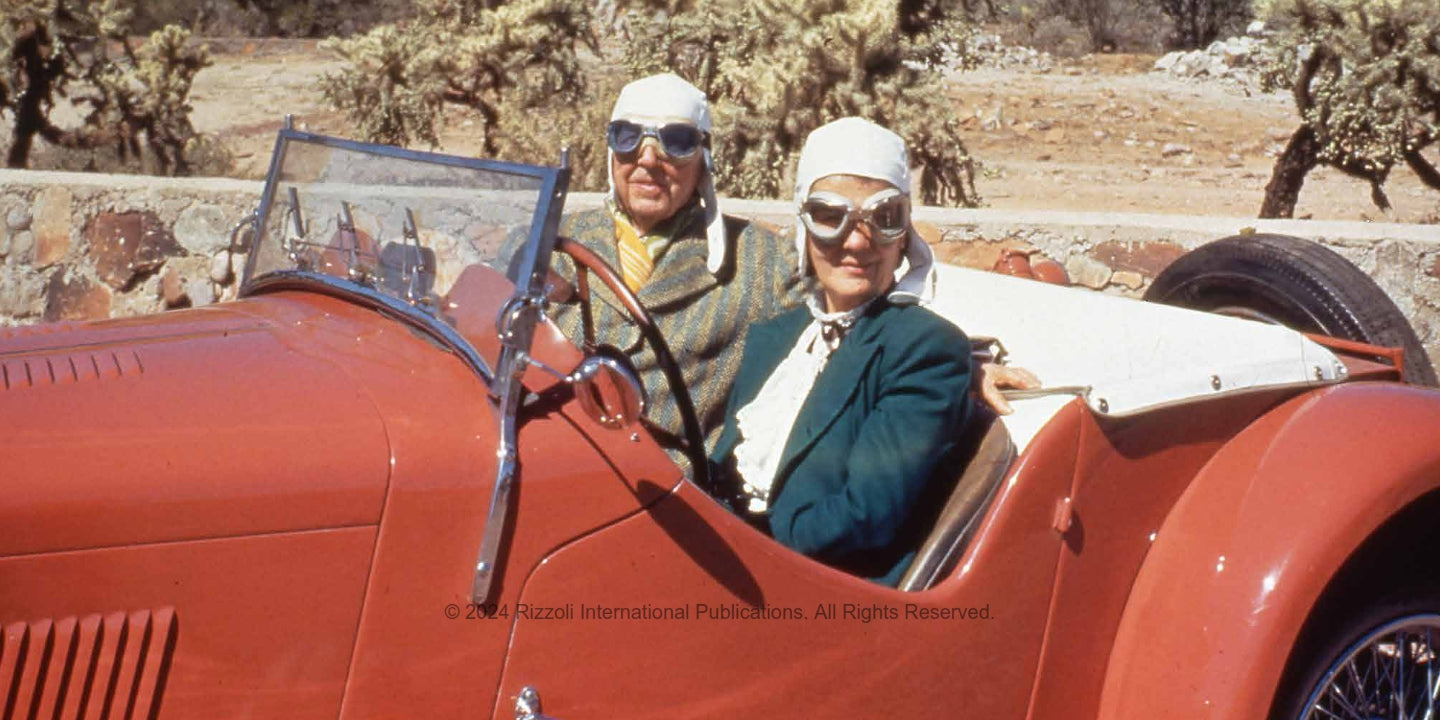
[608, 73, 727, 275]
[792, 117, 936, 304]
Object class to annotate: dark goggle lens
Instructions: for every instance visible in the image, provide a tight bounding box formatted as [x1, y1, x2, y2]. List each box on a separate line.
[607, 121, 703, 159]
[656, 124, 702, 157]
[607, 121, 645, 154]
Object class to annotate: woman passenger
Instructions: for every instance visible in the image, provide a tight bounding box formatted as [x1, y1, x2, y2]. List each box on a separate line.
[709, 118, 973, 586]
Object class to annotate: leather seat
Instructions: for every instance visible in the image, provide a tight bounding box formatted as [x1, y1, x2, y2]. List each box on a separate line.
[898, 405, 1017, 592]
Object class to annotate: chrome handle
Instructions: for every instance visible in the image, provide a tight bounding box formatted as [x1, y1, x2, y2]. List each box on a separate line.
[516, 686, 561, 720]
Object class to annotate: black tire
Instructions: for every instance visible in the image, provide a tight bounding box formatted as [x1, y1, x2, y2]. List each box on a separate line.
[1270, 591, 1440, 720]
[1144, 233, 1437, 386]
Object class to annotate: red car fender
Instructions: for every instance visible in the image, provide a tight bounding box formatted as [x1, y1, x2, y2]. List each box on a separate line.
[1096, 382, 1440, 720]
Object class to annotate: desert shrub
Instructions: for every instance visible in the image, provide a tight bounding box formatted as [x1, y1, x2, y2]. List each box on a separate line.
[1257, 0, 1440, 218]
[1110, 0, 1174, 50]
[1157, 0, 1251, 48]
[0, 2, 213, 174]
[1010, 0, 1169, 54]
[323, 0, 982, 206]
[1012, 0, 1118, 52]
[1017, 11, 1097, 54]
[320, 0, 595, 155]
[621, 0, 980, 206]
[129, 0, 414, 37]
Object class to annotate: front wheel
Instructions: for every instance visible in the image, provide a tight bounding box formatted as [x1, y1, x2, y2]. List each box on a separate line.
[1274, 594, 1440, 720]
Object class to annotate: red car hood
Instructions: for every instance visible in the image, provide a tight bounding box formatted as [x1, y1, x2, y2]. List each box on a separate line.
[0, 303, 391, 557]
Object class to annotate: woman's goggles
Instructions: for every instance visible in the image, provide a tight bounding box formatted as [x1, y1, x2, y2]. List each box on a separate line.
[800, 188, 910, 246]
[607, 120, 706, 161]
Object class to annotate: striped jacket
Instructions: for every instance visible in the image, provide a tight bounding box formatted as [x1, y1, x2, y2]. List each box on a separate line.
[550, 206, 807, 456]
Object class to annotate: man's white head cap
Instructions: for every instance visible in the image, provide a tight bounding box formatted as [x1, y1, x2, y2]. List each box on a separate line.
[609, 73, 727, 275]
[792, 117, 936, 304]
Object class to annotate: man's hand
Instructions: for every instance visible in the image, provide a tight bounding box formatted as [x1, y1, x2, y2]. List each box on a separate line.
[977, 363, 1041, 415]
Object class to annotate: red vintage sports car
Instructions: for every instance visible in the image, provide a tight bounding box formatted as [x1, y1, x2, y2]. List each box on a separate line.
[4, 129, 1440, 720]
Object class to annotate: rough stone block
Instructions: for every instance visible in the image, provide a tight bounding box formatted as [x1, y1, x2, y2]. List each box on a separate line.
[88, 211, 185, 290]
[1066, 253, 1114, 289]
[0, 266, 44, 318]
[161, 265, 185, 307]
[43, 269, 111, 322]
[1091, 240, 1187, 277]
[174, 204, 233, 256]
[32, 186, 73, 268]
[6, 205, 31, 231]
[209, 250, 233, 284]
[1112, 270, 1146, 290]
[159, 256, 216, 309]
[9, 230, 34, 264]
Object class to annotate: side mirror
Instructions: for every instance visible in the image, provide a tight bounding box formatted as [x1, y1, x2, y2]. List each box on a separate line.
[571, 355, 646, 430]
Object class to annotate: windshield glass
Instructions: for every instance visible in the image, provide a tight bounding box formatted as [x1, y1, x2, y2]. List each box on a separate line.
[241, 130, 562, 311]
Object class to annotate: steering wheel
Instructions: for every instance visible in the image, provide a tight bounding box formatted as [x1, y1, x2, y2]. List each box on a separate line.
[554, 237, 712, 491]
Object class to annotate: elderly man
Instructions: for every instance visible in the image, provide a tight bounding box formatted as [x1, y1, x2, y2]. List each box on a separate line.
[546, 73, 804, 455]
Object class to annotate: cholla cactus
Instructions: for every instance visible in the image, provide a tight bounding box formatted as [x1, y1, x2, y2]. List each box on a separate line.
[1258, 0, 1440, 217]
[321, 0, 978, 205]
[0, 0, 210, 173]
[320, 0, 597, 155]
[623, 0, 980, 206]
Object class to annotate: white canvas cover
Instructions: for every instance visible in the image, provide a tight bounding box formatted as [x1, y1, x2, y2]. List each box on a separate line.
[928, 264, 1346, 451]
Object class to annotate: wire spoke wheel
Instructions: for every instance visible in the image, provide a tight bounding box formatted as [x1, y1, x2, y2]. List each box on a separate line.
[1299, 616, 1440, 720]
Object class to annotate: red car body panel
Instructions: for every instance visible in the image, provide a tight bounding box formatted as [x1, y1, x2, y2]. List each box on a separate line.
[494, 402, 1085, 718]
[0, 306, 389, 556]
[1099, 382, 1440, 720]
[1, 529, 375, 719]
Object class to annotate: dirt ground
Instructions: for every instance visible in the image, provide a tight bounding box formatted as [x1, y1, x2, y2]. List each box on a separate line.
[188, 40, 1440, 223]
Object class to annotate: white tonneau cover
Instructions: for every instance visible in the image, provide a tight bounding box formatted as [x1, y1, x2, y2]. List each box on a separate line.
[928, 264, 1346, 452]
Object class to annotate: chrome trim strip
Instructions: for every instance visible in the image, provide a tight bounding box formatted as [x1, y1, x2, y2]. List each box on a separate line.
[242, 271, 493, 384]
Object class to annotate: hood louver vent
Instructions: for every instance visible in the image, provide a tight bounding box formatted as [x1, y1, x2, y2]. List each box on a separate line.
[0, 350, 144, 391]
[0, 608, 177, 720]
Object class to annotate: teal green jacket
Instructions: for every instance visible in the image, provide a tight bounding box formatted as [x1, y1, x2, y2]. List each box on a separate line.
[710, 299, 973, 586]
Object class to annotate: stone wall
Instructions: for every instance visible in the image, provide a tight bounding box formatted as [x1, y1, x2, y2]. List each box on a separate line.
[3, 170, 1438, 368]
[0, 171, 257, 324]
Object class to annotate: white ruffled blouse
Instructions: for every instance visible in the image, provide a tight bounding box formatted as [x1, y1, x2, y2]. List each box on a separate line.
[731, 294, 876, 513]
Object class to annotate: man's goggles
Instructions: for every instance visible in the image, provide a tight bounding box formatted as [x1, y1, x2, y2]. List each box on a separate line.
[799, 188, 910, 246]
[607, 120, 706, 160]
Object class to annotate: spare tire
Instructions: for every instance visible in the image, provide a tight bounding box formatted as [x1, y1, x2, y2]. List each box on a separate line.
[1143, 233, 1437, 386]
